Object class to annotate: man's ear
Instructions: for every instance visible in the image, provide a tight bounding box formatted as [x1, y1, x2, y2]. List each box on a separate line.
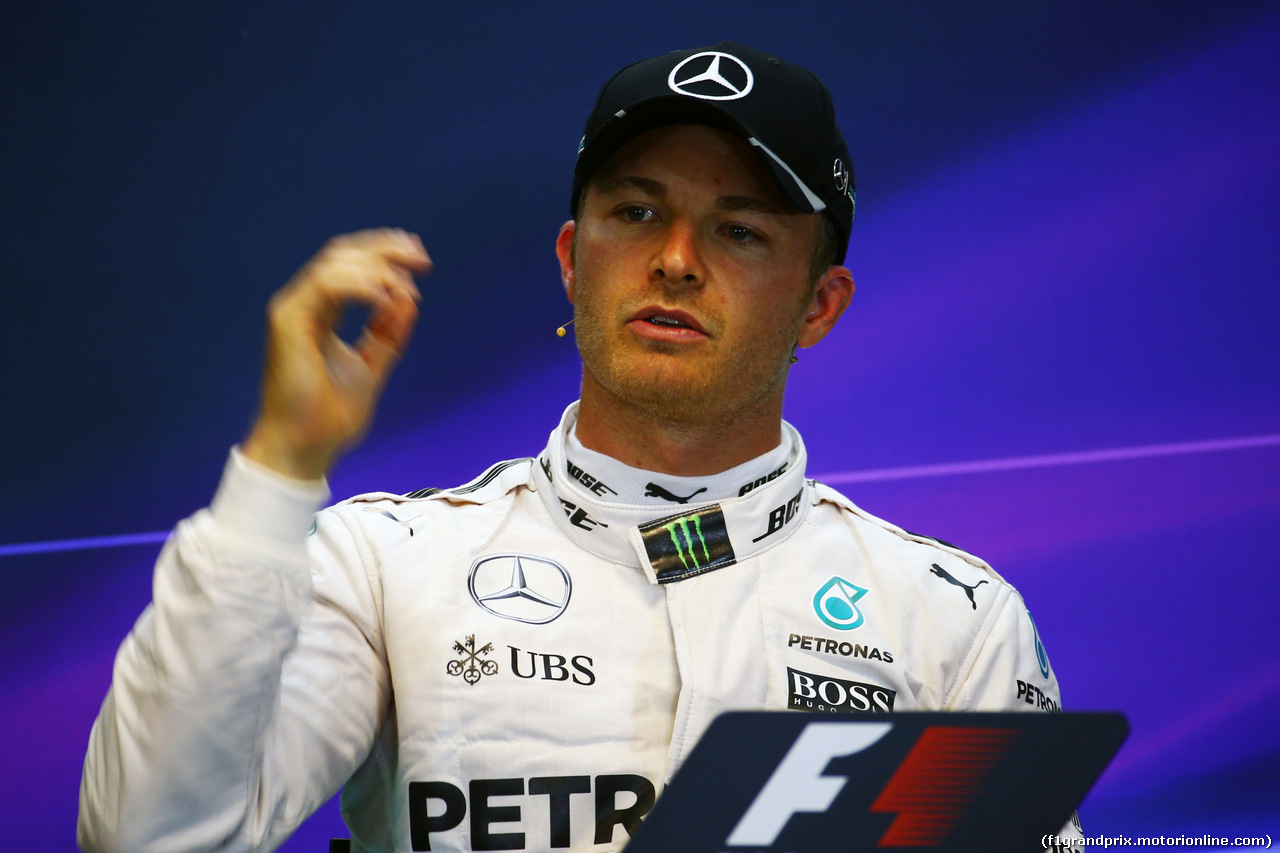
[796, 265, 855, 349]
[556, 220, 577, 303]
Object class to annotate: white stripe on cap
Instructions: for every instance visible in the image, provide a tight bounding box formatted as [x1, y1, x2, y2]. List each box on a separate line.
[748, 137, 826, 212]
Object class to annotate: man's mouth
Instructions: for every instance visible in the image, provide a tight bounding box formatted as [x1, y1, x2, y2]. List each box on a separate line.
[632, 307, 706, 336]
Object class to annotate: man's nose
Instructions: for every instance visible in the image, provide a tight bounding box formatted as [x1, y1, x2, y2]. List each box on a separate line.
[650, 220, 704, 285]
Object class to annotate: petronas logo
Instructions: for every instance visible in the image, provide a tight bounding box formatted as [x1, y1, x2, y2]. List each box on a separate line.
[1030, 612, 1051, 679]
[814, 576, 869, 631]
[640, 505, 737, 583]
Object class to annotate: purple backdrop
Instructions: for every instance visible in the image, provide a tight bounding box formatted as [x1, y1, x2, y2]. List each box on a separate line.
[3, 2, 1277, 848]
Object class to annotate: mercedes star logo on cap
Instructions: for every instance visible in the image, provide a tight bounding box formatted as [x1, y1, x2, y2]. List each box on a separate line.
[667, 51, 754, 101]
[468, 554, 572, 624]
[833, 158, 850, 193]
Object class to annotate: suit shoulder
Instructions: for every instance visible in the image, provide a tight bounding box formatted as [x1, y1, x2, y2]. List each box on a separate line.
[320, 457, 534, 547]
[335, 457, 534, 510]
[809, 479, 1011, 588]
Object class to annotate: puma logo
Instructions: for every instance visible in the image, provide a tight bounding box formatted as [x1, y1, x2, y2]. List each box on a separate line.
[929, 563, 987, 609]
[644, 483, 708, 504]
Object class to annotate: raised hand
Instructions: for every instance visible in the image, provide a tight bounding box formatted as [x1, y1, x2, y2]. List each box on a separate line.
[241, 229, 431, 480]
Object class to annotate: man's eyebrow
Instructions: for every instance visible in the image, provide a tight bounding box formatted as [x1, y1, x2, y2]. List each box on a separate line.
[715, 195, 790, 218]
[596, 175, 667, 197]
[595, 178, 789, 218]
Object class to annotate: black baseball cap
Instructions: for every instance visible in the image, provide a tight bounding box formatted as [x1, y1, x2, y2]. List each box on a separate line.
[572, 42, 855, 261]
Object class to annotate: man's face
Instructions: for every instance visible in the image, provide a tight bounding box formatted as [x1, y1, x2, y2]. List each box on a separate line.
[557, 124, 829, 424]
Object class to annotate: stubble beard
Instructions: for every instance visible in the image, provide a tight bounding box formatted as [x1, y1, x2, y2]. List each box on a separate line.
[572, 289, 798, 428]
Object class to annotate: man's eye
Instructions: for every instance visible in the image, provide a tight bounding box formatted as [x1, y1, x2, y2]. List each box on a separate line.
[621, 206, 655, 223]
[724, 224, 763, 244]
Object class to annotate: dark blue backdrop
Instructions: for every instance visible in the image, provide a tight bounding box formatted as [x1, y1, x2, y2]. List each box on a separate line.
[3, 2, 1278, 849]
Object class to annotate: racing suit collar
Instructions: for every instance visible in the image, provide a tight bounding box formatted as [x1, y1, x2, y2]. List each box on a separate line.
[563, 413, 793, 507]
[532, 402, 812, 584]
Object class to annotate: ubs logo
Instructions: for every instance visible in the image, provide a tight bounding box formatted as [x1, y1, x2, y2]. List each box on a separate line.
[468, 554, 572, 624]
[447, 635, 497, 685]
[667, 51, 754, 101]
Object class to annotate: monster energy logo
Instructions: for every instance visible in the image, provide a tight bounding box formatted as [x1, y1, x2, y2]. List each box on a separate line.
[640, 505, 736, 583]
[665, 516, 710, 569]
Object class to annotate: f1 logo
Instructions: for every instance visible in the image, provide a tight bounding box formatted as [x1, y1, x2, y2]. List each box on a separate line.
[725, 721, 892, 846]
[725, 722, 1021, 848]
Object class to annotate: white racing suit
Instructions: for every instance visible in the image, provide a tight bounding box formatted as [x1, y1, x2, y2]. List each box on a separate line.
[79, 403, 1075, 852]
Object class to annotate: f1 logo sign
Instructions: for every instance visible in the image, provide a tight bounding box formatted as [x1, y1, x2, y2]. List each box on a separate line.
[726, 721, 893, 846]
[620, 711, 1125, 853]
[621, 711, 1125, 853]
[725, 722, 1021, 849]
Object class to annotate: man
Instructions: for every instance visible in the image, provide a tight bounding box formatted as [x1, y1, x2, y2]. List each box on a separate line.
[79, 43, 1071, 852]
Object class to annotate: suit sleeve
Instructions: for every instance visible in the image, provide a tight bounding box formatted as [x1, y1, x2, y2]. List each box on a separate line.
[77, 450, 392, 853]
[946, 589, 1064, 715]
[945, 588, 1083, 848]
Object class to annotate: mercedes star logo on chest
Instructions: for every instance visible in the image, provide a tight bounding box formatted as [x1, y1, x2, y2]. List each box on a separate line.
[468, 554, 572, 624]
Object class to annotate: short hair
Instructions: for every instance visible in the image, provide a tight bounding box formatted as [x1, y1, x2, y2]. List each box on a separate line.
[808, 212, 840, 288]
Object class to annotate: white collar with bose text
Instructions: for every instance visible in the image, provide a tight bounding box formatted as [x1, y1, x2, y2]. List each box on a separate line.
[531, 402, 813, 584]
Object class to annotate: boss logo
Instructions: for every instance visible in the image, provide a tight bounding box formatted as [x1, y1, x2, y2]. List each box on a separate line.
[787, 667, 896, 713]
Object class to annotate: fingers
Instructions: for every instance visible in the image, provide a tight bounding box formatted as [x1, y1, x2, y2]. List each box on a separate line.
[357, 287, 420, 382]
[327, 228, 433, 276]
[247, 229, 430, 479]
[270, 228, 429, 332]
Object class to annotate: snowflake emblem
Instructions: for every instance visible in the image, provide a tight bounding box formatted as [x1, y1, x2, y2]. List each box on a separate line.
[447, 635, 498, 685]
